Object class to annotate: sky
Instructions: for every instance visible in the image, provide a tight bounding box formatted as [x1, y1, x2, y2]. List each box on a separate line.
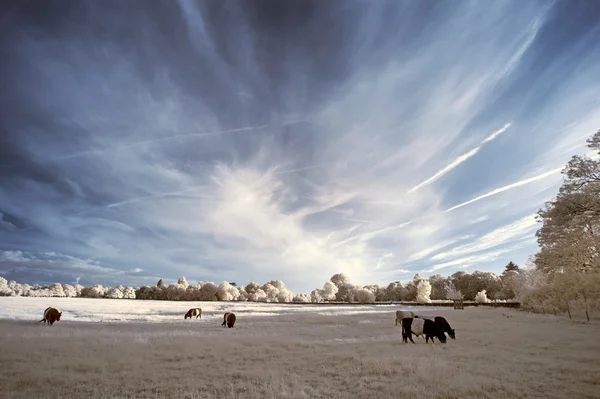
[1, 0, 600, 293]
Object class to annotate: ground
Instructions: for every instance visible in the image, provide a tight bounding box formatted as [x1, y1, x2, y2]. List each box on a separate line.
[0, 301, 599, 399]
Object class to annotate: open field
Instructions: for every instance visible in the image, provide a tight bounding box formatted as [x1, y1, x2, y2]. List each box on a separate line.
[1, 299, 599, 398]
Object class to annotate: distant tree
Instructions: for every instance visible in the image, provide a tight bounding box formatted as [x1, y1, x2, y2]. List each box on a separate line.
[428, 274, 448, 300]
[415, 280, 432, 303]
[355, 288, 375, 303]
[245, 282, 260, 295]
[177, 277, 189, 288]
[445, 282, 463, 300]
[157, 279, 164, 288]
[503, 261, 520, 275]
[475, 289, 491, 303]
[229, 282, 237, 287]
[330, 273, 350, 287]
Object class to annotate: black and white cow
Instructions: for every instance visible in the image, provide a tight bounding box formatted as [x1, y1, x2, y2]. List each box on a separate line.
[415, 315, 456, 339]
[401, 317, 447, 344]
[184, 308, 202, 320]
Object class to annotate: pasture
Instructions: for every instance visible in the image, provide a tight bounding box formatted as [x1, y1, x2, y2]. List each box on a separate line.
[0, 298, 599, 399]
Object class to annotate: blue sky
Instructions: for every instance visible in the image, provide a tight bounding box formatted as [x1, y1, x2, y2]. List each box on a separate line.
[1, 0, 599, 293]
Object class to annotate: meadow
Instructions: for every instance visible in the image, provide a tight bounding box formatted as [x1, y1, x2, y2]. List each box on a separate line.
[0, 298, 599, 399]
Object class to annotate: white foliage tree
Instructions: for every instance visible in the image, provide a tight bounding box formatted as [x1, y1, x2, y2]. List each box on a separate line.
[74, 284, 84, 296]
[261, 283, 280, 302]
[122, 286, 136, 299]
[177, 276, 189, 288]
[355, 288, 376, 303]
[106, 286, 124, 299]
[293, 293, 311, 302]
[217, 281, 240, 301]
[320, 281, 339, 301]
[245, 282, 260, 295]
[445, 282, 463, 300]
[236, 286, 248, 301]
[50, 283, 66, 297]
[62, 284, 77, 297]
[330, 273, 351, 287]
[415, 280, 432, 303]
[310, 289, 323, 303]
[0, 277, 10, 296]
[475, 289, 491, 303]
[249, 288, 268, 302]
[21, 283, 31, 297]
[8, 281, 22, 296]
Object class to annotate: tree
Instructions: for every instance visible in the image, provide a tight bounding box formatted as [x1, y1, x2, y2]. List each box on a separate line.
[355, 288, 375, 303]
[535, 129, 600, 277]
[177, 277, 189, 288]
[415, 280, 432, 303]
[320, 281, 339, 301]
[330, 273, 350, 287]
[428, 274, 448, 300]
[503, 261, 520, 275]
[245, 282, 260, 295]
[475, 290, 490, 303]
[157, 279, 164, 288]
[445, 282, 463, 300]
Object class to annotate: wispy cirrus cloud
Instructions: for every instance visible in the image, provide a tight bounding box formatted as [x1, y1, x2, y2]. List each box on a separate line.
[408, 123, 512, 194]
[445, 168, 564, 212]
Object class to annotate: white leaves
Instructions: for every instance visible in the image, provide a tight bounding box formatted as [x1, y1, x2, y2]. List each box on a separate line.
[475, 289, 490, 303]
[415, 280, 432, 303]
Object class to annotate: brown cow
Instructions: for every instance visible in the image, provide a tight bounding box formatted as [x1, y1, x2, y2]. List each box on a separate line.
[184, 308, 202, 320]
[39, 307, 62, 326]
[221, 312, 236, 328]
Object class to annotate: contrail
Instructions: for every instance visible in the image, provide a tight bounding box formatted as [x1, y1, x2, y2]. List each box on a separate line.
[0, 124, 269, 166]
[445, 166, 563, 212]
[481, 123, 512, 143]
[332, 221, 411, 248]
[408, 123, 511, 193]
[274, 165, 322, 175]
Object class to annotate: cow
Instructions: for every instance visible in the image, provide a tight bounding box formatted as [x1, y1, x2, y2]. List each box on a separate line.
[414, 315, 456, 340]
[401, 317, 446, 344]
[433, 316, 455, 339]
[395, 310, 415, 326]
[395, 310, 416, 339]
[222, 312, 236, 328]
[39, 307, 62, 326]
[184, 308, 202, 320]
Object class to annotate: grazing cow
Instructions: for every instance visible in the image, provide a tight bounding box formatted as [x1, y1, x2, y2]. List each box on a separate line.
[434, 316, 456, 339]
[222, 312, 236, 328]
[414, 315, 456, 340]
[39, 307, 62, 326]
[401, 317, 446, 344]
[184, 308, 202, 320]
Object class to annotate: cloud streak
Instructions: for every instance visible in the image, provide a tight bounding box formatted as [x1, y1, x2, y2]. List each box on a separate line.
[445, 167, 564, 212]
[409, 124, 512, 193]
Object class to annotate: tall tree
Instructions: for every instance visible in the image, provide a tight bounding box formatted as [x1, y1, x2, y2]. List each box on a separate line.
[535, 129, 600, 277]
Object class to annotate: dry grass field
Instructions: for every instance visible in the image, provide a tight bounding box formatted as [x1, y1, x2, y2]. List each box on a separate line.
[1, 306, 599, 399]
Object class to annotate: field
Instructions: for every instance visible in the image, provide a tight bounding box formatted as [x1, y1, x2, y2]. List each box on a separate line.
[1, 298, 599, 399]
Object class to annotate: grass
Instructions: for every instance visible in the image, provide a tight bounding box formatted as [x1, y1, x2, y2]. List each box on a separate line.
[1, 307, 599, 398]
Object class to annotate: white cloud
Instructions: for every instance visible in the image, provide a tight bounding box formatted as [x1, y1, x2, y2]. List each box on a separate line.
[445, 167, 564, 212]
[408, 123, 511, 194]
[424, 241, 533, 273]
[431, 215, 538, 262]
